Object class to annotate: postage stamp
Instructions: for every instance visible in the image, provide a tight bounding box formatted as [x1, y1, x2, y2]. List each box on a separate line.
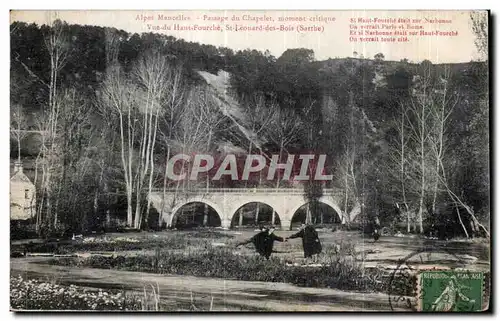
[417, 270, 484, 312]
[9, 9, 490, 312]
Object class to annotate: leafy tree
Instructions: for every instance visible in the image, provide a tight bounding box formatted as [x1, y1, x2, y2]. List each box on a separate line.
[374, 53, 385, 61]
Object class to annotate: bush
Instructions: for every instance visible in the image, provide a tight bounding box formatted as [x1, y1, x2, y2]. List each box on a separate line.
[10, 275, 142, 310]
[13, 231, 234, 255]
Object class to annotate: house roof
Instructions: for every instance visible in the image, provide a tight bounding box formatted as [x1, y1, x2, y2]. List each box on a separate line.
[10, 170, 34, 184]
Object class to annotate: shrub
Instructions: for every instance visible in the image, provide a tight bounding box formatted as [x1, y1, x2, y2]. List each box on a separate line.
[52, 242, 384, 292]
[10, 275, 142, 311]
[13, 231, 234, 255]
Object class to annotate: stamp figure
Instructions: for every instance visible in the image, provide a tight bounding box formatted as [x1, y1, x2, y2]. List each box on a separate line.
[418, 271, 484, 312]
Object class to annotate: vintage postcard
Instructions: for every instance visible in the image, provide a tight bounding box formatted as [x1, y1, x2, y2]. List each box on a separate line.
[9, 10, 490, 312]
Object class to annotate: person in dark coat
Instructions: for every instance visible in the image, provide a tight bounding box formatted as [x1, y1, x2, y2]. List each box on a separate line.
[236, 226, 285, 259]
[372, 216, 381, 242]
[286, 224, 322, 258]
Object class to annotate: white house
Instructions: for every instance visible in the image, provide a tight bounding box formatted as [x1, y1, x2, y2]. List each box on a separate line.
[10, 161, 36, 221]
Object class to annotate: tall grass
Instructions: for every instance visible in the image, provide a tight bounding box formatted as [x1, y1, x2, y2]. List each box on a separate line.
[53, 242, 385, 292]
[10, 275, 217, 311]
[10, 275, 142, 310]
[14, 231, 234, 255]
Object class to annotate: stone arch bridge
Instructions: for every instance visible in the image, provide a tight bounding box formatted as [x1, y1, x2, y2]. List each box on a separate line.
[148, 188, 360, 230]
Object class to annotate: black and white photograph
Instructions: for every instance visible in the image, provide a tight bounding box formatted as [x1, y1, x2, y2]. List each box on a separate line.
[9, 9, 490, 312]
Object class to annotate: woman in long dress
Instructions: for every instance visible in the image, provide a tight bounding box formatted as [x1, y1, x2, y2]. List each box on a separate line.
[431, 276, 474, 311]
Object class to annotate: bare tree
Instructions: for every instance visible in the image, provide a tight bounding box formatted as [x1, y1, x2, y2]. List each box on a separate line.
[242, 94, 277, 225]
[44, 16, 70, 129]
[162, 85, 227, 227]
[333, 93, 376, 227]
[10, 104, 29, 163]
[100, 65, 138, 227]
[427, 67, 459, 214]
[52, 88, 92, 228]
[405, 63, 434, 233]
[427, 67, 489, 238]
[158, 64, 186, 228]
[388, 101, 414, 232]
[470, 11, 488, 60]
[132, 50, 173, 229]
[267, 107, 302, 188]
[31, 14, 71, 233]
[193, 87, 227, 226]
[104, 28, 121, 66]
[265, 106, 302, 225]
[102, 53, 181, 229]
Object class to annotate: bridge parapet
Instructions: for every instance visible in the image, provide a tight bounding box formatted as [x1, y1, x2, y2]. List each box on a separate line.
[150, 187, 343, 196]
[148, 187, 350, 230]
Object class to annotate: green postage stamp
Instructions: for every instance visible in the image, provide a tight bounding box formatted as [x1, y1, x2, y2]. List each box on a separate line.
[417, 270, 484, 312]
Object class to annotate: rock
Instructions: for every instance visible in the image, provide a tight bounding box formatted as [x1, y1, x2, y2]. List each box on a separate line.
[11, 251, 25, 258]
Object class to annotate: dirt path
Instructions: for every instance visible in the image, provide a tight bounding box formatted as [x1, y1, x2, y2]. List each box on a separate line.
[11, 257, 411, 311]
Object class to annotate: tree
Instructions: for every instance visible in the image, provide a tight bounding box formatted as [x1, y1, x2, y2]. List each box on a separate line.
[10, 104, 29, 163]
[179, 85, 226, 226]
[333, 92, 378, 226]
[374, 53, 385, 61]
[157, 64, 186, 228]
[470, 11, 488, 60]
[404, 61, 435, 233]
[267, 107, 303, 188]
[277, 48, 315, 65]
[241, 93, 277, 225]
[387, 98, 415, 232]
[100, 65, 138, 227]
[31, 15, 71, 233]
[100, 49, 182, 229]
[104, 28, 121, 66]
[132, 50, 173, 229]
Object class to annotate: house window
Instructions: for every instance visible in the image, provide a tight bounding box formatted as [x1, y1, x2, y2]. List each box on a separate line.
[25, 189, 29, 199]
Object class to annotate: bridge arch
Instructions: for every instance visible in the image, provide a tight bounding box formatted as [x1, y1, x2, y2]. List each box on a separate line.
[288, 200, 342, 230]
[169, 199, 223, 228]
[230, 201, 281, 228]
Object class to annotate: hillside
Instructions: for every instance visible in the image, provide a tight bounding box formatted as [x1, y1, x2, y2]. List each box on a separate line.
[10, 20, 489, 237]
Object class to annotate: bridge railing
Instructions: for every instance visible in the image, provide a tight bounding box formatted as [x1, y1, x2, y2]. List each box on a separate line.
[150, 188, 341, 195]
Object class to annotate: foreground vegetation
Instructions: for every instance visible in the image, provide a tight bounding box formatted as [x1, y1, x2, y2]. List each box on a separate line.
[50, 242, 398, 294]
[13, 230, 234, 255]
[11, 275, 221, 311]
[11, 276, 144, 311]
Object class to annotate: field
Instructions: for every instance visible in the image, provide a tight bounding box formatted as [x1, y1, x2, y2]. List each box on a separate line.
[10, 229, 490, 311]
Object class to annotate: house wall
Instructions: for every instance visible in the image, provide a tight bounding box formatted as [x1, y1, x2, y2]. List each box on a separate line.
[10, 180, 36, 220]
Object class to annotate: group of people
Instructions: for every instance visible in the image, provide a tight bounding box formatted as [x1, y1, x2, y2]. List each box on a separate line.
[236, 216, 382, 260]
[235, 223, 323, 260]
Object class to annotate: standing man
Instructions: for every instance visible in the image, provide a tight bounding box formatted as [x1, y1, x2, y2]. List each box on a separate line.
[372, 216, 381, 242]
[235, 226, 285, 260]
[286, 223, 322, 259]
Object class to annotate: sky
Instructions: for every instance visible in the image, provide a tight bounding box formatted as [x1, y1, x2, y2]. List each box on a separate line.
[10, 10, 486, 64]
